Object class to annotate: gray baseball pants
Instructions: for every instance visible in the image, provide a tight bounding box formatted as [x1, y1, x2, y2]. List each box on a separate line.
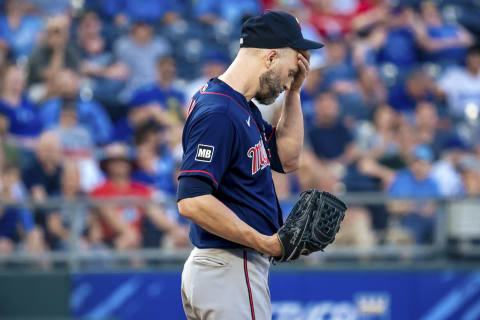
[181, 247, 271, 320]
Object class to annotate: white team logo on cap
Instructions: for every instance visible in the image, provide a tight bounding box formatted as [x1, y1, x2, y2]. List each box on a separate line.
[240, 38, 244, 44]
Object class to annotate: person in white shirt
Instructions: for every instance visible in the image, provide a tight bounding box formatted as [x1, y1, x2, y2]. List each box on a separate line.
[437, 45, 480, 119]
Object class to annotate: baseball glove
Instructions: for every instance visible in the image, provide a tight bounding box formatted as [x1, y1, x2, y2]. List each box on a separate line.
[274, 189, 347, 262]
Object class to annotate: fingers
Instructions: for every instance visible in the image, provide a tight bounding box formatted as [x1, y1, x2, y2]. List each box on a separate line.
[297, 53, 309, 74]
[298, 49, 310, 61]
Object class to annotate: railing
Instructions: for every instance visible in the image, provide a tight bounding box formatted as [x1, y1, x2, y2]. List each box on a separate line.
[0, 194, 479, 270]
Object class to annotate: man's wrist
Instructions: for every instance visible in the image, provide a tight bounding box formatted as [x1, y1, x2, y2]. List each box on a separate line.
[286, 89, 301, 97]
[256, 234, 282, 257]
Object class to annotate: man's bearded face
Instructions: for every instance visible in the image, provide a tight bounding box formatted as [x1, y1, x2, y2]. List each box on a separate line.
[255, 67, 283, 105]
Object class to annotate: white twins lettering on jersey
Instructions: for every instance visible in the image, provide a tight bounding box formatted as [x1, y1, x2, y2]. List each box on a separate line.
[247, 139, 270, 175]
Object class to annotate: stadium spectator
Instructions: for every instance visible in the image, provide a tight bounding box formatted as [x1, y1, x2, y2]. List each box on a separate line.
[437, 44, 480, 120]
[413, 1, 473, 67]
[49, 99, 103, 192]
[431, 136, 469, 197]
[356, 104, 399, 159]
[129, 55, 186, 124]
[307, 93, 360, 194]
[22, 131, 62, 203]
[77, 12, 128, 107]
[413, 101, 450, 159]
[338, 64, 387, 124]
[76, 10, 103, 46]
[0, 165, 47, 255]
[0, 0, 44, 61]
[46, 162, 89, 250]
[90, 143, 188, 250]
[0, 65, 42, 151]
[114, 20, 171, 102]
[308, 92, 357, 163]
[388, 145, 440, 244]
[112, 103, 169, 144]
[458, 155, 480, 196]
[322, 36, 357, 95]
[355, 65, 386, 110]
[387, 68, 437, 115]
[375, 6, 419, 70]
[40, 70, 113, 145]
[132, 123, 177, 198]
[27, 15, 80, 94]
[50, 99, 94, 158]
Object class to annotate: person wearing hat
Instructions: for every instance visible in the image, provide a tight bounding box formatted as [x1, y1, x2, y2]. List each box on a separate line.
[90, 143, 188, 251]
[176, 10, 323, 319]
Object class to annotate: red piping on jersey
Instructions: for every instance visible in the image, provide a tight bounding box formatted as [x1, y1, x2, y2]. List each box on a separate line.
[200, 89, 262, 135]
[178, 170, 218, 187]
[266, 126, 276, 143]
[243, 249, 256, 320]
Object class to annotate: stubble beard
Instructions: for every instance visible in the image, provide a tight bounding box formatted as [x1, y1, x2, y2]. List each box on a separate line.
[255, 68, 283, 105]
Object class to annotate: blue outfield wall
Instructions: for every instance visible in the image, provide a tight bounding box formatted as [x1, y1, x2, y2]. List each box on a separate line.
[71, 270, 480, 320]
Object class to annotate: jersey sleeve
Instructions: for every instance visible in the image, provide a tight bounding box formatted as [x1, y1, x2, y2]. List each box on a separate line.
[178, 112, 236, 189]
[262, 119, 284, 174]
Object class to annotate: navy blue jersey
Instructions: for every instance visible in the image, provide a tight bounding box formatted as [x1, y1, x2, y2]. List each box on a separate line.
[178, 78, 284, 248]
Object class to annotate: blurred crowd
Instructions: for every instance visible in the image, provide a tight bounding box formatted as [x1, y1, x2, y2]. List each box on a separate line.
[0, 0, 480, 259]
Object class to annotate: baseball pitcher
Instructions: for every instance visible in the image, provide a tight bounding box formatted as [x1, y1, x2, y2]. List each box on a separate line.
[177, 10, 346, 320]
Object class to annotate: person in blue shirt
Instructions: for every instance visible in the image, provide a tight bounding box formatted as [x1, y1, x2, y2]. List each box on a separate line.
[376, 6, 419, 71]
[307, 92, 355, 161]
[40, 70, 113, 145]
[415, 1, 473, 67]
[387, 68, 436, 115]
[0, 65, 42, 150]
[177, 11, 323, 319]
[131, 122, 177, 197]
[0, 0, 44, 61]
[0, 165, 47, 256]
[388, 144, 440, 244]
[130, 55, 186, 122]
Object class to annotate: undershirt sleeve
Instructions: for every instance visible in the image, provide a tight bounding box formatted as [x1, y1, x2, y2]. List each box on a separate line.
[177, 176, 214, 202]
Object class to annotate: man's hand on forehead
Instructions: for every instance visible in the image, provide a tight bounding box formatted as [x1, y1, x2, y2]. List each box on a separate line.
[298, 50, 310, 61]
[288, 49, 310, 92]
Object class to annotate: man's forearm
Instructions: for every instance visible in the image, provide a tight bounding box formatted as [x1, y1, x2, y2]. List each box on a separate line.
[178, 194, 281, 256]
[275, 90, 304, 172]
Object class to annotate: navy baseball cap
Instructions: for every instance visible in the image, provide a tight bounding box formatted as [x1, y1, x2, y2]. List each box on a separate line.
[240, 10, 324, 50]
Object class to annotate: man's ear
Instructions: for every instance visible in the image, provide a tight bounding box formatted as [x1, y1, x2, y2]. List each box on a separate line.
[265, 49, 278, 69]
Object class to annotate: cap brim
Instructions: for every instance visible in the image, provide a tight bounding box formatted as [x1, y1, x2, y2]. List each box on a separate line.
[290, 38, 324, 50]
[100, 157, 134, 173]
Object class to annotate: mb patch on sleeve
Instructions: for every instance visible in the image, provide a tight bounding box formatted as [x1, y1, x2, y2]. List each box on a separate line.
[195, 144, 214, 162]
